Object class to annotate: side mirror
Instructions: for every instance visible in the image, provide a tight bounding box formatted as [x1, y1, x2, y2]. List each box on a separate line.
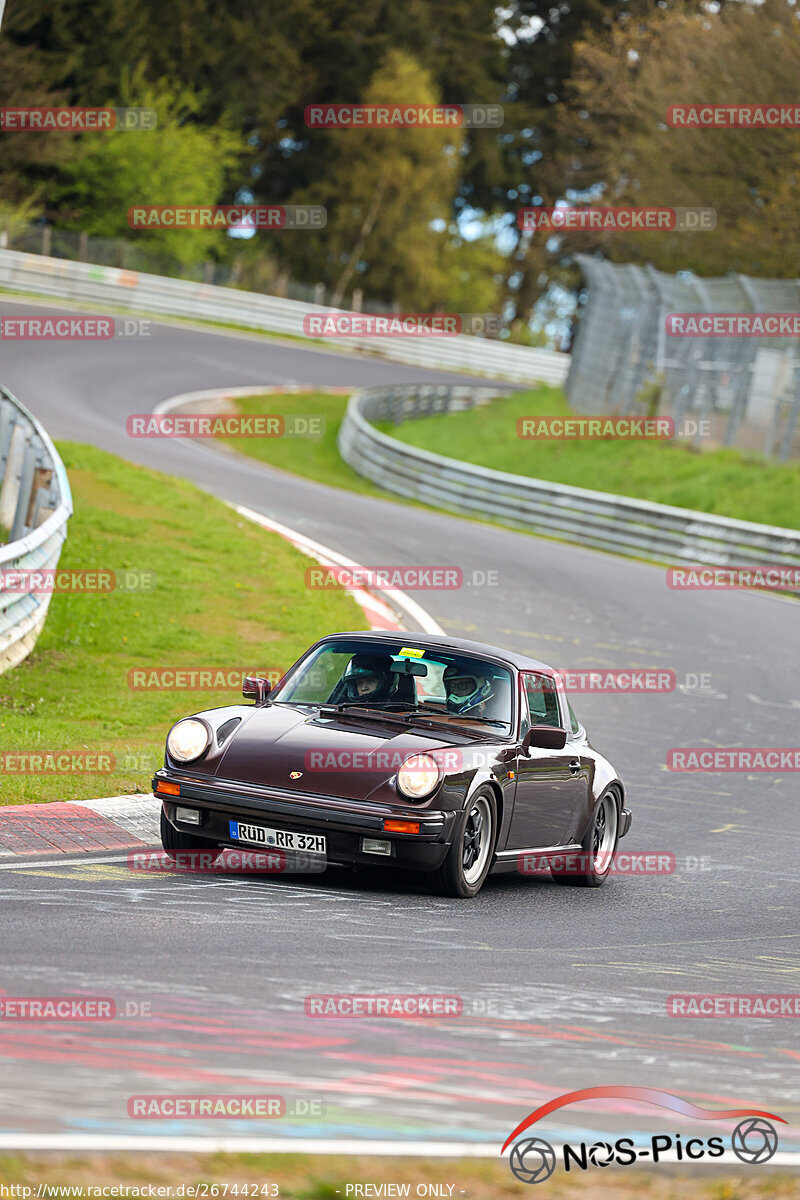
[523, 725, 568, 751]
[243, 676, 272, 705]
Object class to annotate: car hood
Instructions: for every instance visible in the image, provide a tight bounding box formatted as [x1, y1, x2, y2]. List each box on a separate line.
[212, 704, 459, 801]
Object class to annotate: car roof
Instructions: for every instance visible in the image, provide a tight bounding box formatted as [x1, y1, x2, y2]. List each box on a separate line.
[315, 630, 555, 675]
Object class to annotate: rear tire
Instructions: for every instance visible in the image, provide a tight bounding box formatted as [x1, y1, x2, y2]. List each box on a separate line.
[428, 789, 497, 898]
[551, 790, 619, 888]
[160, 807, 222, 862]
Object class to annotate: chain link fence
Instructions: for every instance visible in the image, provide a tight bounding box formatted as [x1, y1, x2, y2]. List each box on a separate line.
[567, 255, 800, 460]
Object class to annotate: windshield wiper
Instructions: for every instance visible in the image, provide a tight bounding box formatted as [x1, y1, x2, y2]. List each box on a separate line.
[393, 709, 508, 728]
[449, 715, 508, 727]
[316, 704, 413, 728]
[379, 709, 510, 735]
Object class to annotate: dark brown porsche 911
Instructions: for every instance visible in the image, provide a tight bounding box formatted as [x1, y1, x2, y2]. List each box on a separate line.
[154, 631, 631, 897]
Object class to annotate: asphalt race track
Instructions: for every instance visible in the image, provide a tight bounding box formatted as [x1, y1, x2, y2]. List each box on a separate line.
[1, 298, 798, 1152]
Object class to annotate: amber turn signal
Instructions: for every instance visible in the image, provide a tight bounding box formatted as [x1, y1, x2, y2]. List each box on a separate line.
[383, 819, 420, 834]
[156, 780, 180, 796]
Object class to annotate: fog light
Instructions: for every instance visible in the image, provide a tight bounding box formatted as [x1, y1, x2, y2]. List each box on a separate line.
[361, 837, 392, 857]
[176, 806, 201, 825]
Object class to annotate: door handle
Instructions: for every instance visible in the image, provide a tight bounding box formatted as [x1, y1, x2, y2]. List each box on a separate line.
[569, 758, 581, 774]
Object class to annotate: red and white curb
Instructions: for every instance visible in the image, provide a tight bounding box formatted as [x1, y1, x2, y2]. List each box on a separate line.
[0, 796, 161, 859]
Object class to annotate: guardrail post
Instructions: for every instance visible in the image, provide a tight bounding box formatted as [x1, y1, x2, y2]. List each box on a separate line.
[10, 437, 35, 541]
[0, 422, 26, 531]
[778, 368, 800, 461]
[723, 362, 750, 446]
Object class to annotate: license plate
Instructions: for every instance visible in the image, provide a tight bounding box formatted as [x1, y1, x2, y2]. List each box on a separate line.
[229, 820, 326, 854]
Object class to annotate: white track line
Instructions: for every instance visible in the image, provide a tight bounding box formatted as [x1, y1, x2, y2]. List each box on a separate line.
[0, 1135, 796, 1164]
[153, 385, 443, 635]
[0, 854, 132, 870]
[0, 1136, 492, 1154]
[235, 505, 443, 635]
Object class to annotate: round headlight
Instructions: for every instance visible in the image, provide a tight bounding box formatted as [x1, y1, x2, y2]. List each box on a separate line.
[396, 753, 440, 799]
[167, 719, 210, 763]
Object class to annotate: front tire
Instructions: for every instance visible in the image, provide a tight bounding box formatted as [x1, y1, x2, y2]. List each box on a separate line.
[551, 789, 619, 888]
[160, 807, 223, 863]
[428, 789, 497, 898]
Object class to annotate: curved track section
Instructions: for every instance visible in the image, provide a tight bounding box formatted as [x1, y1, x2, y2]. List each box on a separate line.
[0, 299, 798, 1151]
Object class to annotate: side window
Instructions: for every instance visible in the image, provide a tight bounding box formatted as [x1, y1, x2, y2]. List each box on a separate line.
[567, 700, 581, 736]
[522, 673, 562, 728]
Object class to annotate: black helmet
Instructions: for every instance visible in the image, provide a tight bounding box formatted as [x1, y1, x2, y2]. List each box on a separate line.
[342, 653, 393, 703]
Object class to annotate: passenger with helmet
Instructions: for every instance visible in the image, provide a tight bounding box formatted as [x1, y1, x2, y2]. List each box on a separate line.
[443, 664, 494, 716]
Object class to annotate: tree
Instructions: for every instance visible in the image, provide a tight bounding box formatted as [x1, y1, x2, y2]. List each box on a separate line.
[553, 0, 800, 277]
[55, 75, 243, 265]
[286, 51, 464, 309]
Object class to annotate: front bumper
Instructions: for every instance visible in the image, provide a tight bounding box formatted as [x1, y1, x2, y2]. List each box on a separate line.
[154, 771, 456, 872]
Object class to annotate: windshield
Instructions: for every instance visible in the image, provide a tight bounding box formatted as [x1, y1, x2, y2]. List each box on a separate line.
[273, 640, 514, 733]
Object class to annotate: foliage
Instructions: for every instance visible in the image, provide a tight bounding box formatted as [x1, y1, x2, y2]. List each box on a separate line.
[54, 74, 243, 265]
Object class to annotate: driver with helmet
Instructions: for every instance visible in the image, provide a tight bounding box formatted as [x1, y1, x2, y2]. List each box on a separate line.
[340, 653, 394, 705]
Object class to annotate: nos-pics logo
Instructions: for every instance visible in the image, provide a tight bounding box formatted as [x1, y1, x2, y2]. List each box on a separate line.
[502, 1086, 784, 1184]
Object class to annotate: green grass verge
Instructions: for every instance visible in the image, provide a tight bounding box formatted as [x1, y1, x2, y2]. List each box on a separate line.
[220, 391, 389, 496]
[0, 442, 362, 805]
[376, 386, 800, 530]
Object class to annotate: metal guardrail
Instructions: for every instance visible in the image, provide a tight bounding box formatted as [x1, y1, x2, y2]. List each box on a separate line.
[0, 248, 569, 387]
[338, 384, 800, 573]
[0, 386, 73, 674]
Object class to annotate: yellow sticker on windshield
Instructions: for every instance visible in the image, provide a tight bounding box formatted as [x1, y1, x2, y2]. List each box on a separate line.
[398, 647, 425, 658]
